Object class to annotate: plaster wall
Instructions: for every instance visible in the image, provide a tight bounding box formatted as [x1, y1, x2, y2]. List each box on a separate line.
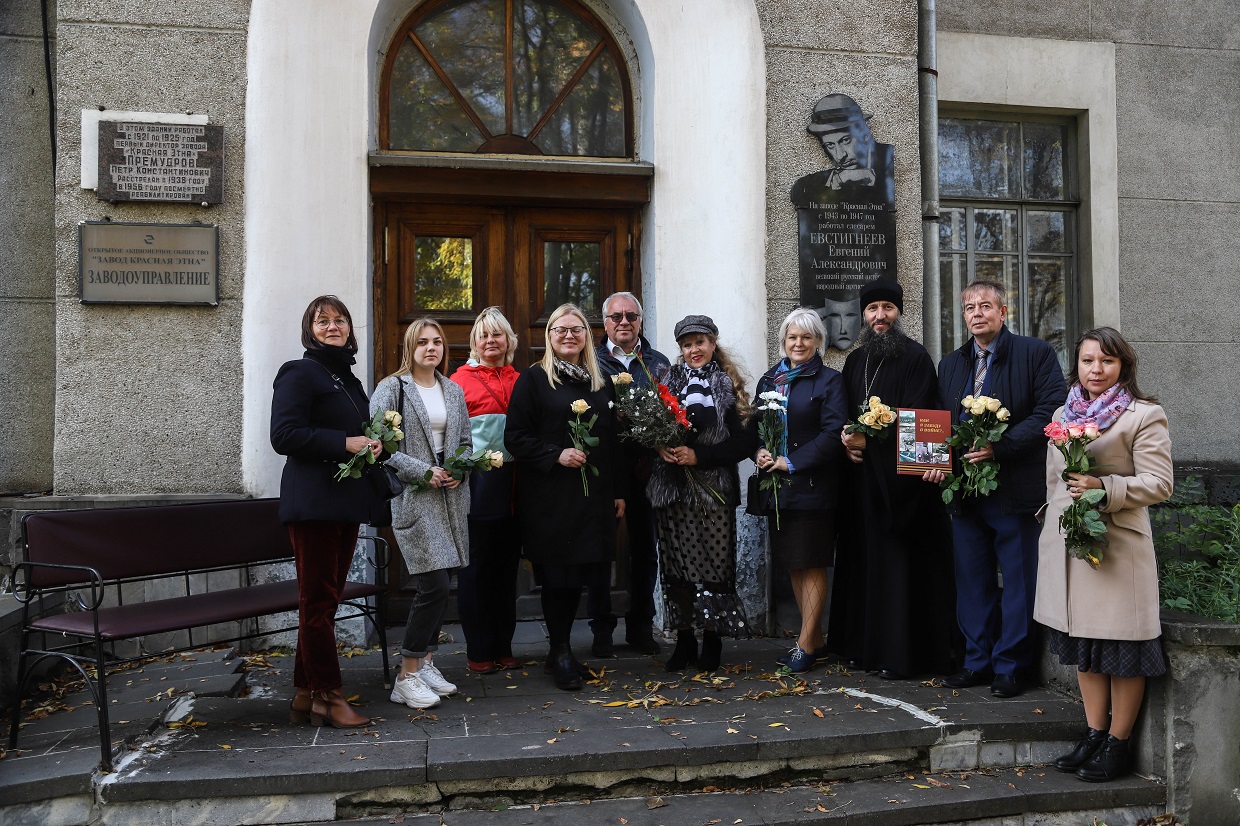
[937, 5, 1240, 464]
[241, 0, 768, 495]
[50, 0, 250, 494]
[0, 2, 55, 493]
[756, 0, 924, 370]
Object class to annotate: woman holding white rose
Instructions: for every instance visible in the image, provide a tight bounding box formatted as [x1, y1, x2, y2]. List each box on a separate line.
[371, 318, 473, 711]
[1033, 327, 1172, 783]
[505, 304, 624, 691]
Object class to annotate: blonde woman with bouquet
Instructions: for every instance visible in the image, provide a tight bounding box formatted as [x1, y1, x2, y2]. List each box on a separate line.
[371, 318, 473, 711]
[1034, 327, 1172, 783]
[505, 304, 625, 691]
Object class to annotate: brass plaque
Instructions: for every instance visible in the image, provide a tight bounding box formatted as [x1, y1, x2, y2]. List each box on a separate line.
[79, 222, 219, 305]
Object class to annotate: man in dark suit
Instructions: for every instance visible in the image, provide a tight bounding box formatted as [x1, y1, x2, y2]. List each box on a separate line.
[589, 291, 671, 657]
[927, 279, 1066, 698]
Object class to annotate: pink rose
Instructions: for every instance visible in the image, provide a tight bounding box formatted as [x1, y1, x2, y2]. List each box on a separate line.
[1084, 423, 1100, 440]
[1067, 423, 1085, 439]
[1044, 422, 1067, 445]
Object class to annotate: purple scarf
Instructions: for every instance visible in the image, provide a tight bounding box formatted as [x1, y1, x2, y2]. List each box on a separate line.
[1063, 383, 1132, 432]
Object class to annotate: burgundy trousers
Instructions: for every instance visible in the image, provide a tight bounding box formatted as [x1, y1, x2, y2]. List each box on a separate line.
[288, 521, 359, 692]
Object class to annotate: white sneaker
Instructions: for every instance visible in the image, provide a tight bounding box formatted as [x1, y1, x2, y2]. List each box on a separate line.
[390, 673, 440, 709]
[418, 660, 458, 697]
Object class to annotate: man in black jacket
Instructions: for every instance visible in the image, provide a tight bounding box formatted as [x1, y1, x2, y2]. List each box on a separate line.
[928, 279, 1066, 698]
[589, 292, 672, 657]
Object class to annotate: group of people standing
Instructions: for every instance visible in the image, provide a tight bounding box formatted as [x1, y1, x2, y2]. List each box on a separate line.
[271, 276, 1172, 785]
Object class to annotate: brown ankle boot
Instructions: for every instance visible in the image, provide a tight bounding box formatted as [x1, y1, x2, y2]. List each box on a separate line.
[290, 687, 313, 724]
[310, 688, 371, 728]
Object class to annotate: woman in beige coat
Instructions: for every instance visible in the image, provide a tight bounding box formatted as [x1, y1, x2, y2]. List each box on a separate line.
[1033, 327, 1172, 784]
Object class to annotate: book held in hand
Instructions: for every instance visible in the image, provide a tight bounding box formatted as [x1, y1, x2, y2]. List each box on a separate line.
[896, 408, 952, 475]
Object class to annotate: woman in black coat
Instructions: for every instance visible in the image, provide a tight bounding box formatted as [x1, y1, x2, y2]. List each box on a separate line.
[505, 303, 625, 691]
[752, 307, 848, 673]
[270, 295, 387, 728]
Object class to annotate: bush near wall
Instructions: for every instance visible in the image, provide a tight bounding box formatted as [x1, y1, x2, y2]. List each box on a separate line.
[1152, 471, 1240, 625]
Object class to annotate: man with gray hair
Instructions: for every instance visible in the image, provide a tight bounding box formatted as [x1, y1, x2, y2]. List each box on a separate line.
[590, 291, 671, 657]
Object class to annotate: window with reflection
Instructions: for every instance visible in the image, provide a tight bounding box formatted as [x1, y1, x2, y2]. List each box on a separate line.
[543, 240, 601, 312]
[414, 236, 474, 311]
[383, 0, 632, 157]
[938, 115, 1077, 368]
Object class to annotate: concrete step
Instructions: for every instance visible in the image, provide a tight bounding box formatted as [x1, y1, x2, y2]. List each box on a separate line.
[314, 768, 1166, 825]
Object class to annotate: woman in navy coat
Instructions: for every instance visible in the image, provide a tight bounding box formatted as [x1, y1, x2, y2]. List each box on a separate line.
[270, 295, 386, 729]
[752, 307, 848, 672]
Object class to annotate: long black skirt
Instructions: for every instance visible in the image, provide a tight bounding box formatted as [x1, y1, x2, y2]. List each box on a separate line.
[655, 501, 750, 638]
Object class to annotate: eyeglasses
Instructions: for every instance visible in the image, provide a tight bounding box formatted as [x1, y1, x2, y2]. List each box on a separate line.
[605, 312, 641, 323]
[314, 317, 350, 329]
[550, 325, 587, 338]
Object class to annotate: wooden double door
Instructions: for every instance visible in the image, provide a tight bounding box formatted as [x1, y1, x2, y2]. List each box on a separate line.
[374, 201, 639, 378]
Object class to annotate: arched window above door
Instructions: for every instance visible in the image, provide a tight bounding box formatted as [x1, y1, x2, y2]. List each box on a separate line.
[381, 0, 633, 157]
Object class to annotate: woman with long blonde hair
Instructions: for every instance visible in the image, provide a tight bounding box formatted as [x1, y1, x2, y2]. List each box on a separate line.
[505, 304, 625, 690]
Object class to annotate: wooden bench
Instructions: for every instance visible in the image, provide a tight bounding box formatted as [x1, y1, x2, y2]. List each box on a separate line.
[6, 498, 390, 771]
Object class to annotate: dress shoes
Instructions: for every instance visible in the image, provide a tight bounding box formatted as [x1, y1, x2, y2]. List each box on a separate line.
[1054, 727, 1107, 773]
[1076, 735, 1131, 782]
[625, 629, 662, 656]
[467, 659, 498, 674]
[783, 645, 817, 674]
[548, 647, 583, 691]
[311, 688, 371, 728]
[943, 667, 994, 689]
[777, 644, 828, 666]
[877, 668, 908, 681]
[990, 674, 1023, 698]
[495, 656, 519, 670]
[592, 630, 616, 658]
[664, 630, 698, 672]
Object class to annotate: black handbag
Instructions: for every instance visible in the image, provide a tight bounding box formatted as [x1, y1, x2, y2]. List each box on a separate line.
[369, 463, 404, 500]
[744, 468, 768, 515]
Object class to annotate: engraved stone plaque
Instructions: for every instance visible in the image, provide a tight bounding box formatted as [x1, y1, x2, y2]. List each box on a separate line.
[79, 222, 219, 305]
[791, 94, 897, 350]
[96, 122, 224, 204]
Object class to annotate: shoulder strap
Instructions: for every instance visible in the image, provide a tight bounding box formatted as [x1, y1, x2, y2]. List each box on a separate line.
[305, 358, 365, 421]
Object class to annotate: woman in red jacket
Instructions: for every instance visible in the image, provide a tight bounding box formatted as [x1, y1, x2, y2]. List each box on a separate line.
[451, 307, 522, 673]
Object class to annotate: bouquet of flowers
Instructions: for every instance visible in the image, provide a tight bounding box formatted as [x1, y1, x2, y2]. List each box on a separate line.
[755, 391, 790, 530]
[844, 395, 896, 440]
[1045, 420, 1108, 569]
[334, 409, 404, 482]
[406, 445, 505, 492]
[611, 371, 691, 449]
[568, 399, 599, 496]
[939, 394, 1010, 504]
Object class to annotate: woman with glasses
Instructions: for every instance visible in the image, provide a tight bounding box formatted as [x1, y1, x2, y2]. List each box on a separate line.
[271, 295, 388, 728]
[451, 308, 522, 674]
[505, 304, 626, 690]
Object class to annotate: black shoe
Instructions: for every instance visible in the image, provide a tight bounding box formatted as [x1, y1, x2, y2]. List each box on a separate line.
[990, 674, 1023, 698]
[592, 630, 616, 659]
[698, 631, 722, 672]
[943, 667, 994, 688]
[549, 647, 583, 691]
[877, 668, 908, 680]
[1054, 727, 1107, 773]
[1076, 735, 1131, 783]
[625, 630, 662, 656]
[664, 630, 698, 672]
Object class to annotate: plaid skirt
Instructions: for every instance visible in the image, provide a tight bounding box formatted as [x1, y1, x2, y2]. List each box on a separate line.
[1047, 628, 1167, 678]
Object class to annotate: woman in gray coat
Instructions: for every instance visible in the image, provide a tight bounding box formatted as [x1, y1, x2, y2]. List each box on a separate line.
[371, 318, 472, 711]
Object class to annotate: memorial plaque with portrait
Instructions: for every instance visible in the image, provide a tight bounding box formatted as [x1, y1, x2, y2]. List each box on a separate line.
[791, 94, 897, 350]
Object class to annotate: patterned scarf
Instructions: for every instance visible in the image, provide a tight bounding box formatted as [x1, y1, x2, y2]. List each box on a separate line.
[678, 361, 718, 430]
[771, 358, 809, 397]
[553, 357, 592, 384]
[1063, 383, 1132, 432]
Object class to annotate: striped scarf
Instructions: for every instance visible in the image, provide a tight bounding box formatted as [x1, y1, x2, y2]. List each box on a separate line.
[678, 361, 718, 430]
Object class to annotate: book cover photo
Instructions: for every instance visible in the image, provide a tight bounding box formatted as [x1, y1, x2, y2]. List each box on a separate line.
[896, 408, 952, 475]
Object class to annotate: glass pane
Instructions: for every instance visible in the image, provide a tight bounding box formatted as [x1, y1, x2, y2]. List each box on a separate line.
[389, 40, 484, 151]
[544, 240, 601, 312]
[939, 118, 1021, 199]
[1023, 122, 1070, 200]
[531, 51, 625, 156]
[975, 254, 1020, 330]
[974, 208, 1018, 252]
[1029, 257, 1070, 369]
[415, 236, 474, 311]
[513, 0, 601, 136]
[939, 253, 967, 349]
[415, 0, 507, 136]
[939, 207, 966, 251]
[1026, 210, 1068, 253]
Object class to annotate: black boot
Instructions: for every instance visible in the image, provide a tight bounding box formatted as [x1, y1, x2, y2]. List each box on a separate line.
[698, 630, 723, 672]
[548, 646, 583, 691]
[1054, 727, 1106, 773]
[1076, 735, 1131, 782]
[664, 630, 698, 672]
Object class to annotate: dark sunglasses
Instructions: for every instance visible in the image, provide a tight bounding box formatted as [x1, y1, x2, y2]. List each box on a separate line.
[605, 312, 641, 323]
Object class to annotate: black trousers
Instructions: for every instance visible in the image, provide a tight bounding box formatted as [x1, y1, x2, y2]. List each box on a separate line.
[456, 517, 520, 662]
[588, 486, 658, 634]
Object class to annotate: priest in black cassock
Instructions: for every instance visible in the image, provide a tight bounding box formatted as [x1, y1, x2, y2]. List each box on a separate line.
[826, 278, 959, 679]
